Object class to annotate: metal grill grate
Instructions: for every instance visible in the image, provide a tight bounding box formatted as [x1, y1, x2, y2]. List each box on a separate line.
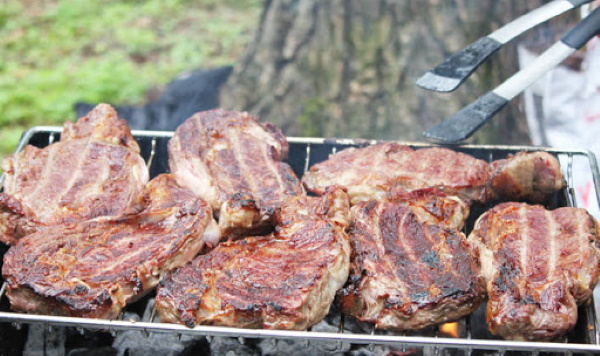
[1, 127, 600, 354]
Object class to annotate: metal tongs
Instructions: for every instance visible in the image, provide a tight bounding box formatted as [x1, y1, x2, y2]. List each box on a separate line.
[421, 6, 600, 144]
[416, 0, 594, 92]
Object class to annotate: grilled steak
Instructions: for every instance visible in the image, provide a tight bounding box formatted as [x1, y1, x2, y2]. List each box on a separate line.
[337, 190, 485, 330]
[302, 143, 564, 205]
[168, 109, 304, 237]
[468, 202, 600, 341]
[155, 186, 351, 330]
[489, 151, 565, 203]
[0, 104, 149, 245]
[2, 174, 219, 319]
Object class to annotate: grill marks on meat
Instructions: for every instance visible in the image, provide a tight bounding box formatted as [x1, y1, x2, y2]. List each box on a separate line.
[0, 104, 149, 245]
[155, 186, 351, 330]
[338, 192, 484, 330]
[302, 143, 564, 205]
[468, 202, 600, 341]
[2, 174, 219, 319]
[1, 104, 587, 341]
[168, 109, 304, 237]
[302, 143, 490, 203]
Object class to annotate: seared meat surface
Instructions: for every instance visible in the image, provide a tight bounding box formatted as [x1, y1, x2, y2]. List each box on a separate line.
[0, 104, 149, 245]
[468, 202, 600, 341]
[489, 151, 565, 203]
[338, 190, 485, 330]
[155, 186, 351, 330]
[2, 174, 219, 319]
[168, 109, 304, 237]
[302, 143, 564, 205]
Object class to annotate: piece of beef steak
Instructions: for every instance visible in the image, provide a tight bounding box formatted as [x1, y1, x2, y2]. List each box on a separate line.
[337, 190, 484, 330]
[468, 202, 600, 341]
[302, 143, 564, 205]
[168, 109, 304, 238]
[2, 174, 219, 319]
[155, 186, 350, 330]
[0, 103, 149, 245]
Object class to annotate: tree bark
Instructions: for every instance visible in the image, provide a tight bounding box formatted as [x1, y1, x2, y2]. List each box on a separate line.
[220, 0, 577, 145]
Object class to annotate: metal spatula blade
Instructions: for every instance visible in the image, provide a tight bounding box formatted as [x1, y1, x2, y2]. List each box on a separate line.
[423, 93, 507, 143]
[423, 7, 600, 143]
[416, 0, 593, 93]
[416, 37, 502, 92]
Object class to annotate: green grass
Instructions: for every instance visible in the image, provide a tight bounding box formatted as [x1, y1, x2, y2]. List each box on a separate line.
[0, 0, 261, 161]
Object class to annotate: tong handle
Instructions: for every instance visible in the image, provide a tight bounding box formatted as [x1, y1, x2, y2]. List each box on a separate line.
[415, 0, 594, 92]
[569, 0, 594, 6]
[497, 6, 600, 101]
[563, 5, 600, 48]
[423, 7, 600, 144]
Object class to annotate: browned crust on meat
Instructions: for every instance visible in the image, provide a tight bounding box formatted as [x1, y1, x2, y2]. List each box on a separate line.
[155, 187, 351, 330]
[468, 202, 600, 341]
[302, 143, 565, 205]
[2, 174, 216, 319]
[168, 109, 304, 237]
[302, 143, 491, 204]
[337, 198, 484, 330]
[61, 103, 141, 152]
[0, 104, 149, 245]
[489, 152, 565, 203]
[168, 109, 302, 209]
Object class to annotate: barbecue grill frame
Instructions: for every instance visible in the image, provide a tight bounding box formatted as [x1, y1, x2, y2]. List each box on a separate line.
[1, 126, 600, 354]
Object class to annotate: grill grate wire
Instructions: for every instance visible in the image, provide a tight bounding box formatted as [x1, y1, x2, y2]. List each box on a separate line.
[0, 127, 599, 354]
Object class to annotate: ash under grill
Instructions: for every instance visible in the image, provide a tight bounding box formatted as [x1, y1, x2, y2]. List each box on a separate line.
[1, 127, 600, 355]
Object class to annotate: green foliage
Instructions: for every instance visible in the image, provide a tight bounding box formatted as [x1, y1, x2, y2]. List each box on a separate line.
[297, 97, 330, 137]
[0, 0, 261, 161]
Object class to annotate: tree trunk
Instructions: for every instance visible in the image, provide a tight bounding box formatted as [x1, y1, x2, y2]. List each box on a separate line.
[220, 0, 577, 145]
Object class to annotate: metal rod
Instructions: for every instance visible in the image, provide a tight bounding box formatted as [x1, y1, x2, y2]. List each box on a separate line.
[150, 303, 157, 323]
[146, 136, 157, 172]
[303, 144, 311, 174]
[0, 312, 600, 352]
[465, 315, 472, 339]
[49, 132, 57, 145]
[338, 314, 345, 333]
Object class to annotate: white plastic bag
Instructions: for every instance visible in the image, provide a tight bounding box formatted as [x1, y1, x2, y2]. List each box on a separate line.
[520, 35, 600, 218]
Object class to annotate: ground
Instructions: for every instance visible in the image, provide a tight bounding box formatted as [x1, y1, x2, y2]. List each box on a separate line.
[0, 0, 261, 162]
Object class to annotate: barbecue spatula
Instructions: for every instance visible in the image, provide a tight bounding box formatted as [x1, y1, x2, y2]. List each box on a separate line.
[416, 0, 594, 93]
[423, 7, 600, 144]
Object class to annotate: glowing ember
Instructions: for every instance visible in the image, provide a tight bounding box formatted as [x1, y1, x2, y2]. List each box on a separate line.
[440, 322, 459, 338]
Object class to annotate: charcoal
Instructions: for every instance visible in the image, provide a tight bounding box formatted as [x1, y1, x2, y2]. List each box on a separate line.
[112, 330, 207, 356]
[209, 337, 260, 356]
[112, 312, 207, 356]
[23, 324, 66, 356]
[347, 345, 396, 356]
[67, 346, 117, 356]
[112, 299, 208, 356]
[256, 319, 351, 355]
[0, 322, 27, 356]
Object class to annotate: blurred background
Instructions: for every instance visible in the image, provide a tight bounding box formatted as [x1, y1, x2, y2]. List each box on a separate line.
[0, 0, 261, 158]
[0, 0, 587, 162]
[1, 1, 600, 354]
